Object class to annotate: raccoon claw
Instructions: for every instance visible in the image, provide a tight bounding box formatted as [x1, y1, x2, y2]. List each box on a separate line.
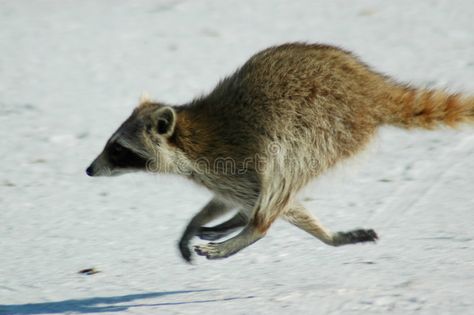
[194, 243, 227, 260]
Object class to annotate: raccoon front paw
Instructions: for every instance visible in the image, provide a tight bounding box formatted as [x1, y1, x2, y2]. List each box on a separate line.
[178, 240, 193, 263]
[194, 243, 229, 260]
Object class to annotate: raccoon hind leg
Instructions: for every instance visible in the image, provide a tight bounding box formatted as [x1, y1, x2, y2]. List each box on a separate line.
[282, 202, 378, 246]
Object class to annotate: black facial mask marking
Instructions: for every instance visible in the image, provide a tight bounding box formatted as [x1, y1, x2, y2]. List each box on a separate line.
[107, 142, 148, 169]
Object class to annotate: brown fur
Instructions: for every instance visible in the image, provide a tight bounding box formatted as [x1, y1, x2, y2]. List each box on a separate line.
[88, 42, 473, 261]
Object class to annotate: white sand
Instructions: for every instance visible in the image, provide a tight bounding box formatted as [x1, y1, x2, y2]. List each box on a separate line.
[1, 1, 473, 314]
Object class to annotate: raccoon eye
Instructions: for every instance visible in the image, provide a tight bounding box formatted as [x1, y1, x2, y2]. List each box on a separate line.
[110, 143, 124, 155]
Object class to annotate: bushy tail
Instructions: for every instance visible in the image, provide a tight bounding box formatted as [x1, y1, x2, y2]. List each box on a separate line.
[384, 87, 474, 129]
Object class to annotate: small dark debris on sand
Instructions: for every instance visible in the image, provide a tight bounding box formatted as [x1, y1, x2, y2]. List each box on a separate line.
[78, 268, 100, 275]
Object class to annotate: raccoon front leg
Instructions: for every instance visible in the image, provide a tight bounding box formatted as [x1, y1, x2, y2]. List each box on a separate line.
[282, 202, 378, 246]
[194, 223, 264, 259]
[194, 179, 291, 259]
[178, 197, 233, 262]
[197, 212, 248, 241]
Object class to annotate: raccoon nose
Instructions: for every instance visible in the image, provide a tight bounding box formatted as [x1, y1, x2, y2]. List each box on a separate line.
[86, 165, 94, 176]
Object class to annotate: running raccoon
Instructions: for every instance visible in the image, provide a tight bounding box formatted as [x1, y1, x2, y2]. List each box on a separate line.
[86, 43, 474, 262]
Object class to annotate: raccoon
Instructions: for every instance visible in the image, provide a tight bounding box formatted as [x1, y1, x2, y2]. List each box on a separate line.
[86, 43, 474, 262]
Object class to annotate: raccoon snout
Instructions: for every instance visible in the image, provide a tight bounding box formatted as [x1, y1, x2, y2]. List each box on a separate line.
[86, 153, 109, 177]
[86, 165, 94, 176]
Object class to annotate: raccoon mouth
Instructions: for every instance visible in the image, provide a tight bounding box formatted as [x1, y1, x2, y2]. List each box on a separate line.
[108, 168, 132, 177]
[86, 164, 141, 177]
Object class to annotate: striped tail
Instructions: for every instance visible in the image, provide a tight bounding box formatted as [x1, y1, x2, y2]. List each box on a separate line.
[384, 87, 474, 129]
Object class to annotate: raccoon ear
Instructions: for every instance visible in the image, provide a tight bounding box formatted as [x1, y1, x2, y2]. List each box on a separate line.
[152, 106, 176, 137]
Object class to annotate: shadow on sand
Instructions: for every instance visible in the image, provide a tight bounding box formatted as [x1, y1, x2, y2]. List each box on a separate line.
[0, 290, 254, 314]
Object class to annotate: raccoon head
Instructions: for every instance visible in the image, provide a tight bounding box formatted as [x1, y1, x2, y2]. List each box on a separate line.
[86, 101, 178, 177]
